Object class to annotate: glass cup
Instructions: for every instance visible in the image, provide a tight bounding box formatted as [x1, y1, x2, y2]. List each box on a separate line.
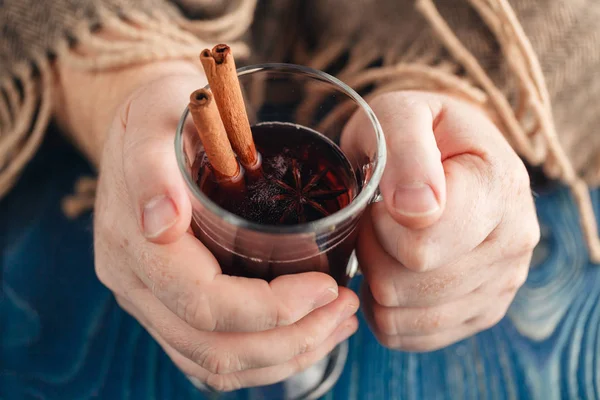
[175, 64, 386, 398]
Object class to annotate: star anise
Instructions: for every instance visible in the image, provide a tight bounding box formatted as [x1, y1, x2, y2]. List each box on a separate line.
[272, 159, 348, 224]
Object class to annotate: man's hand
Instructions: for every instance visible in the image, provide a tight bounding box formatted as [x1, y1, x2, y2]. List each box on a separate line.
[352, 91, 540, 351]
[58, 61, 359, 391]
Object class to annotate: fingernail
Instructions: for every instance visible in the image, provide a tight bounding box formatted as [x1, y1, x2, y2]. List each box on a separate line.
[393, 182, 439, 217]
[314, 287, 338, 309]
[142, 195, 178, 238]
[338, 303, 358, 323]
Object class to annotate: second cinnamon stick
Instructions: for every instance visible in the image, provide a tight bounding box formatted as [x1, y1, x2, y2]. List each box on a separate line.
[200, 44, 260, 170]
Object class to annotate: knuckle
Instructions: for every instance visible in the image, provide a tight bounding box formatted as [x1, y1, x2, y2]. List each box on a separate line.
[93, 208, 111, 237]
[513, 160, 532, 189]
[369, 280, 400, 308]
[522, 222, 541, 252]
[515, 263, 530, 288]
[92, 185, 116, 231]
[510, 221, 540, 257]
[93, 248, 119, 292]
[292, 345, 329, 374]
[481, 313, 503, 331]
[399, 236, 432, 272]
[173, 360, 198, 381]
[297, 329, 319, 355]
[174, 291, 215, 331]
[94, 262, 113, 289]
[93, 227, 128, 292]
[292, 352, 313, 374]
[263, 280, 292, 329]
[505, 264, 529, 294]
[169, 357, 210, 387]
[480, 306, 508, 331]
[175, 292, 199, 324]
[114, 295, 130, 312]
[373, 307, 398, 336]
[410, 308, 445, 335]
[192, 345, 242, 375]
[205, 373, 240, 392]
[375, 331, 398, 349]
[274, 304, 293, 328]
[265, 282, 293, 328]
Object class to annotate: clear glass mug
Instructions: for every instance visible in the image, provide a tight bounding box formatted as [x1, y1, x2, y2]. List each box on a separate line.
[175, 64, 386, 398]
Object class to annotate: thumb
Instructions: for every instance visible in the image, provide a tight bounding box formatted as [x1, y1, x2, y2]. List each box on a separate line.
[119, 75, 206, 244]
[372, 92, 446, 230]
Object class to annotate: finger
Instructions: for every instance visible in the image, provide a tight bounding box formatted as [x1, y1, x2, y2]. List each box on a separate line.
[361, 283, 486, 337]
[125, 284, 357, 374]
[120, 292, 358, 392]
[214, 288, 357, 370]
[119, 75, 207, 244]
[204, 317, 359, 392]
[366, 291, 513, 352]
[357, 210, 490, 307]
[369, 92, 447, 229]
[131, 233, 340, 332]
[361, 259, 526, 352]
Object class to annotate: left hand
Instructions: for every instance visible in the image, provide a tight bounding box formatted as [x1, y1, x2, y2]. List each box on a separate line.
[351, 91, 540, 351]
[55, 57, 359, 391]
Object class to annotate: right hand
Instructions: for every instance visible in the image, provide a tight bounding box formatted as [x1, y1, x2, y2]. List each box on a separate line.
[91, 66, 359, 391]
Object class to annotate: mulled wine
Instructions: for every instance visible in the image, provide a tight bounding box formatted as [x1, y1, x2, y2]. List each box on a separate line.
[194, 122, 360, 284]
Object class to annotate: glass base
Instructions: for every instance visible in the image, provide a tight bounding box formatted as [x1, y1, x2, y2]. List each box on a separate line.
[187, 340, 349, 400]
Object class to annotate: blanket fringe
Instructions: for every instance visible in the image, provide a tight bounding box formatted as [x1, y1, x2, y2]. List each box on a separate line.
[0, 59, 52, 198]
[0, 2, 255, 211]
[417, 0, 600, 262]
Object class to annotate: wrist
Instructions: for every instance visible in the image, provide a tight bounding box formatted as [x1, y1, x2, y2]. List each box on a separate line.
[54, 59, 204, 166]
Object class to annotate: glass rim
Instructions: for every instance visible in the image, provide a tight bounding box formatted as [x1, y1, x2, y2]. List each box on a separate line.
[174, 63, 387, 235]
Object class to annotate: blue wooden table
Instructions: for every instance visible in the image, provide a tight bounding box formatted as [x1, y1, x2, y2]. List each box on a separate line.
[1, 133, 599, 399]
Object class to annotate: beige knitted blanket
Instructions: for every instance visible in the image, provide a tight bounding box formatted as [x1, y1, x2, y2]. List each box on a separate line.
[1, 0, 599, 261]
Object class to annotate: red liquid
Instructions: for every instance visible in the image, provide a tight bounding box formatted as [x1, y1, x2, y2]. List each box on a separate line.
[194, 122, 360, 284]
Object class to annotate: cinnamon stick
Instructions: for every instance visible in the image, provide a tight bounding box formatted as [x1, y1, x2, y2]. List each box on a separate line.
[188, 89, 241, 181]
[200, 44, 260, 170]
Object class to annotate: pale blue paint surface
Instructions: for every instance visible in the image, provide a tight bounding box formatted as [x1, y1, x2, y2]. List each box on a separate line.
[1, 134, 598, 399]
